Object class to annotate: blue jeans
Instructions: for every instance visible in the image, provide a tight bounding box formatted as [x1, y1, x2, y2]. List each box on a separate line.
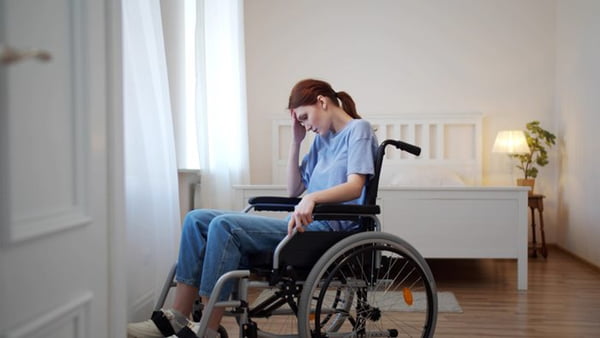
[175, 209, 334, 301]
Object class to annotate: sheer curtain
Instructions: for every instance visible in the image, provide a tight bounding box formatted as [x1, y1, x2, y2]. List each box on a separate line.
[195, 0, 250, 210]
[123, 0, 181, 320]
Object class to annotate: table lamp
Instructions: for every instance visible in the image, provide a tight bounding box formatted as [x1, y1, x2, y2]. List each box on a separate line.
[492, 130, 530, 154]
[493, 130, 530, 186]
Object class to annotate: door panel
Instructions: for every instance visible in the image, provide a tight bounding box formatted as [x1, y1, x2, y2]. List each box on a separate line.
[1, 1, 115, 337]
[3, 0, 90, 243]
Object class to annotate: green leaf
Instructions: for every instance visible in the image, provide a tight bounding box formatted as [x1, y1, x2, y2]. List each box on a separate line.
[517, 120, 555, 179]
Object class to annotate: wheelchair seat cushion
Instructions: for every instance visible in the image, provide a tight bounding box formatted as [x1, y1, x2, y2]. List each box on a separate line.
[248, 231, 359, 273]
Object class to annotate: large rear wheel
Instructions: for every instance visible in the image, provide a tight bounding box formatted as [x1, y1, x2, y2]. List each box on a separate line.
[298, 232, 437, 337]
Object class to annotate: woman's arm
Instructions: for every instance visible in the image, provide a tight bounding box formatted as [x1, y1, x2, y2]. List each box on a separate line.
[287, 173, 366, 234]
[304, 174, 365, 204]
[287, 110, 306, 197]
[287, 141, 305, 197]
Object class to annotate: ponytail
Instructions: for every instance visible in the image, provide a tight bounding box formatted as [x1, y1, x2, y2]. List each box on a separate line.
[336, 91, 361, 119]
[288, 79, 362, 119]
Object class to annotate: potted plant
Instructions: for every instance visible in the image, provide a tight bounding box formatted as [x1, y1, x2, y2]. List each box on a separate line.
[510, 121, 556, 194]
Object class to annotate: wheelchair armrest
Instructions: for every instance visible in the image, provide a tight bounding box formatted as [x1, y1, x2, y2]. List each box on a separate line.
[247, 196, 301, 212]
[314, 203, 380, 215]
[246, 197, 380, 215]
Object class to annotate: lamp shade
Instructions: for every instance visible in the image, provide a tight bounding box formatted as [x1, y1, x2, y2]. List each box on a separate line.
[492, 130, 530, 154]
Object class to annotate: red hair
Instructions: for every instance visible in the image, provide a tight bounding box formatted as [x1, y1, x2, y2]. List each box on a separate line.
[287, 79, 361, 119]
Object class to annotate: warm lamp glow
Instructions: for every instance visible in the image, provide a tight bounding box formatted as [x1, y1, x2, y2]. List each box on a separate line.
[493, 130, 530, 154]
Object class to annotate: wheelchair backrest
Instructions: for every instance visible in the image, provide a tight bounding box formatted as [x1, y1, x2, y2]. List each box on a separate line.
[364, 139, 421, 206]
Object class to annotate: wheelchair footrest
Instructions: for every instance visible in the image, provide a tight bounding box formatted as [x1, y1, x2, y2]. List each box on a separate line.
[242, 322, 258, 338]
[151, 310, 201, 338]
[175, 326, 198, 338]
[150, 310, 176, 337]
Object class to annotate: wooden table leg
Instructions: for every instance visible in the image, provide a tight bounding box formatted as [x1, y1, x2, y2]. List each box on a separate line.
[530, 206, 537, 258]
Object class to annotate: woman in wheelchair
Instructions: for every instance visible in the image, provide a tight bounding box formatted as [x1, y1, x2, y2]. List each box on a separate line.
[127, 79, 380, 338]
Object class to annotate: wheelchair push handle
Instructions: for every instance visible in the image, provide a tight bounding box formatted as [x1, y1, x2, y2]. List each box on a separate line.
[382, 139, 421, 156]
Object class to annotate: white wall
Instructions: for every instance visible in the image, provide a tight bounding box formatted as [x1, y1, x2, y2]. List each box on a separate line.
[244, 0, 559, 241]
[556, 0, 600, 266]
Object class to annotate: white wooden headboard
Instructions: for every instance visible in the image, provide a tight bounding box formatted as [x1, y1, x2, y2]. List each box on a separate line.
[272, 113, 483, 186]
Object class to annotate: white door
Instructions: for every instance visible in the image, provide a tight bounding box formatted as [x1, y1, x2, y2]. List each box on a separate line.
[0, 1, 123, 337]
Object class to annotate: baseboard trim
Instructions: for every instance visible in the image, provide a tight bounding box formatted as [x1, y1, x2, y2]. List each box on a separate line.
[551, 244, 600, 272]
[130, 290, 155, 322]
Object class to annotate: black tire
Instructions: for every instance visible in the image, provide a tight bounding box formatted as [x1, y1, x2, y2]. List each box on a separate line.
[298, 232, 438, 337]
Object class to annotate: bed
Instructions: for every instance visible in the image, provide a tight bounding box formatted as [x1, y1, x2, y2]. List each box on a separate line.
[234, 113, 529, 290]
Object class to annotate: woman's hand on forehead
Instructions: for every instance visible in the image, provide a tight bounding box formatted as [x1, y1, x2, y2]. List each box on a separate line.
[291, 109, 306, 126]
[291, 108, 306, 144]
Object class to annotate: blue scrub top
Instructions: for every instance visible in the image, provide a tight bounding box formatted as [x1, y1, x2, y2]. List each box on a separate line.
[299, 119, 378, 231]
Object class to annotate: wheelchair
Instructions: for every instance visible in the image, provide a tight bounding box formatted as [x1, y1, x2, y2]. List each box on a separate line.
[154, 139, 438, 338]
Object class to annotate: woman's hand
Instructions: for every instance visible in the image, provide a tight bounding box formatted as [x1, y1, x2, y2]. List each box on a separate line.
[291, 109, 306, 145]
[287, 194, 316, 235]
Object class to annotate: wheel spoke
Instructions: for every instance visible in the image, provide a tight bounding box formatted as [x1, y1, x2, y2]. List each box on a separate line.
[299, 237, 437, 338]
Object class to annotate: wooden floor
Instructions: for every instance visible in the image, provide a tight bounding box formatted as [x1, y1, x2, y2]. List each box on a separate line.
[428, 246, 600, 337]
[221, 246, 600, 337]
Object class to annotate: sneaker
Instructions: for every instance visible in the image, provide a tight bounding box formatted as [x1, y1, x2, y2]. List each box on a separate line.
[127, 319, 165, 338]
[127, 309, 179, 338]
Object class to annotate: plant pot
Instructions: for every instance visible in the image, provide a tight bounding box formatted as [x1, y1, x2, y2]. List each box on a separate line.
[517, 178, 535, 195]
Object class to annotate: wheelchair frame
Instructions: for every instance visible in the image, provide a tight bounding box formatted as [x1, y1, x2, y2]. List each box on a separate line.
[154, 140, 438, 338]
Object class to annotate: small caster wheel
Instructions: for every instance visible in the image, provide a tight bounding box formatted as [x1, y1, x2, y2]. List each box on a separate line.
[217, 325, 228, 337]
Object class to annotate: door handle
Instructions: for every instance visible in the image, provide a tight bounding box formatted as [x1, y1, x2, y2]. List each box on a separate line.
[1, 45, 52, 65]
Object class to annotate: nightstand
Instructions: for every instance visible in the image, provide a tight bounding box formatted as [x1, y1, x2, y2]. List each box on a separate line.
[528, 194, 547, 258]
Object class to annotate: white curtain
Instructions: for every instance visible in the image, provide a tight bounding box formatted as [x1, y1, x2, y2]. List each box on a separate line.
[195, 0, 250, 210]
[123, 0, 182, 320]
